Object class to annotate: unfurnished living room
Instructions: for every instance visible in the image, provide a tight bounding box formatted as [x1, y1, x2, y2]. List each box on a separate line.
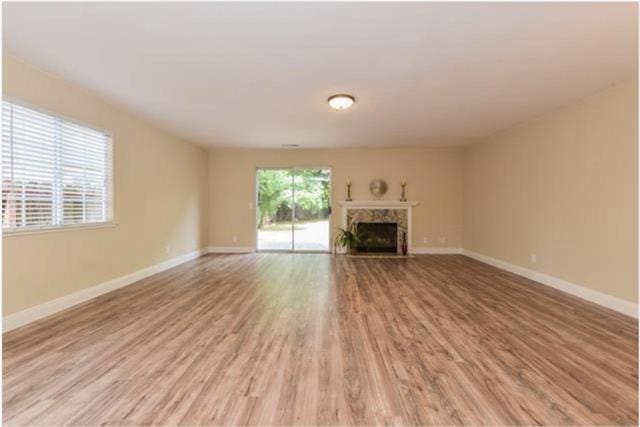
[1, 2, 638, 426]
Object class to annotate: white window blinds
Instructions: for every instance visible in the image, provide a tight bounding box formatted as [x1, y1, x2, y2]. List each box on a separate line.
[2, 100, 113, 232]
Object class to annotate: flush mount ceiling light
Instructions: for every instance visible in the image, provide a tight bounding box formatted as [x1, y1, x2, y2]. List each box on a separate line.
[328, 94, 355, 110]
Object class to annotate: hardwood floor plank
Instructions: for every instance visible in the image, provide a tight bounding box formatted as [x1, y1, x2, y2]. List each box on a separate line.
[3, 253, 637, 425]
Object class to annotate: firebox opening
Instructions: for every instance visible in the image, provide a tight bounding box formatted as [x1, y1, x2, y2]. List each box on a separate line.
[356, 222, 398, 253]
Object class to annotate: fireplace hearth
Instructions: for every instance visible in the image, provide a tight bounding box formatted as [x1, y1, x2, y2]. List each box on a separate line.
[356, 222, 398, 253]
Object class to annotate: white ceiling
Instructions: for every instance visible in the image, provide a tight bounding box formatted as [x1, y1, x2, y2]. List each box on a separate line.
[3, 2, 638, 148]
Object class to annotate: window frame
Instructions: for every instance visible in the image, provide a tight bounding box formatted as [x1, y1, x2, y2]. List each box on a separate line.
[2, 97, 115, 236]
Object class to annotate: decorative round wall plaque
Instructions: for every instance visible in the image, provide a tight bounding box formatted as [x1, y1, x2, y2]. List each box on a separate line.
[369, 179, 388, 199]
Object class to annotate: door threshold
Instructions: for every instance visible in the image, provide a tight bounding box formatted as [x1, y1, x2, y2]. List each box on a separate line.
[257, 250, 331, 254]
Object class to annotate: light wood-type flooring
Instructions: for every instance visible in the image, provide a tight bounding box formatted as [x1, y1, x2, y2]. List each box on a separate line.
[3, 254, 638, 425]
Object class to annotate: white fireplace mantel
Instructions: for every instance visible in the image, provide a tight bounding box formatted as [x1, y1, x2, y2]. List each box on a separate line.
[338, 200, 419, 208]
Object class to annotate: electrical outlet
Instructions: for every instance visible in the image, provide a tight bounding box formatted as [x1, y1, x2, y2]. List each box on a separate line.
[438, 236, 446, 244]
[423, 237, 429, 244]
[530, 254, 537, 264]
[232, 235, 238, 243]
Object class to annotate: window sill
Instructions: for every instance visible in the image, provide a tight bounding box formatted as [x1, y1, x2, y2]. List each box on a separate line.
[3, 221, 117, 237]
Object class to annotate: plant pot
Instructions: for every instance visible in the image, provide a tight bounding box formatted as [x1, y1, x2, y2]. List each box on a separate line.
[348, 246, 357, 256]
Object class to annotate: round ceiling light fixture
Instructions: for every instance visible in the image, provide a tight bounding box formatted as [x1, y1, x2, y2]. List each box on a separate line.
[328, 94, 355, 110]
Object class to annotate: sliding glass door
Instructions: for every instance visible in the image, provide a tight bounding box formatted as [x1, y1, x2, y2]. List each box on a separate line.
[256, 168, 331, 252]
[256, 169, 294, 251]
[292, 169, 331, 251]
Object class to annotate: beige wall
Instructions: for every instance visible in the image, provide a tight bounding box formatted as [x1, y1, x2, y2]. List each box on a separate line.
[208, 148, 463, 249]
[3, 55, 209, 315]
[463, 79, 638, 303]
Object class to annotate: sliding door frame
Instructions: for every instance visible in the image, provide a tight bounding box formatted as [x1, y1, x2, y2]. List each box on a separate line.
[255, 166, 332, 253]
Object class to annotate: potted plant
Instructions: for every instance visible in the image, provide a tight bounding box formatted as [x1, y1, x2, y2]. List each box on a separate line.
[334, 223, 362, 255]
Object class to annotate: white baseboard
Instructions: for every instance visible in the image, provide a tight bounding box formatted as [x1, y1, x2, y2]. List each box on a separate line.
[208, 247, 462, 255]
[207, 246, 255, 254]
[3, 248, 208, 332]
[411, 247, 462, 255]
[461, 249, 638, 318]
[335, 247, 461, 255]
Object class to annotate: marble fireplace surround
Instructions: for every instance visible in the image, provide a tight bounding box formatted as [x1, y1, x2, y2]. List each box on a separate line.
[338, 201, 419, 254]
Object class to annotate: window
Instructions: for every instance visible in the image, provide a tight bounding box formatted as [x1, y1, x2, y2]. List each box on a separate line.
[2, 100, 113, 233]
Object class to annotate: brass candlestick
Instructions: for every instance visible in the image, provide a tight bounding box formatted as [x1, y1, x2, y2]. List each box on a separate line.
[400, 181, 407, 202]
[346, 180, 352, 201]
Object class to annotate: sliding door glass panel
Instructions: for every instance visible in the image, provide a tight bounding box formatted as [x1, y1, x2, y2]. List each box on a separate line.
[256, 169, 293, 251]
[292, 169, 331, 252]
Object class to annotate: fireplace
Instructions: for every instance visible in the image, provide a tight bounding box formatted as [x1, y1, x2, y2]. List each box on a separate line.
[340, 201, 417, 255]
[356, 222, 398, 253]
